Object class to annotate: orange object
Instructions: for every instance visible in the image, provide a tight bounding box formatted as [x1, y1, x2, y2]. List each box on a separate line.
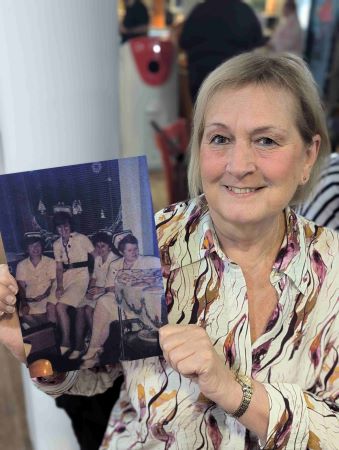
[265, 0, 279, 16]
[152, 118, 189, 204]
[152, 0, 165, 28]
[29, 359, 54, 378]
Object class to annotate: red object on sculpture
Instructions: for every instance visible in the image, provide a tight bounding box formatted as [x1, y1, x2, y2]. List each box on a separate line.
[130, 37, 174, 86]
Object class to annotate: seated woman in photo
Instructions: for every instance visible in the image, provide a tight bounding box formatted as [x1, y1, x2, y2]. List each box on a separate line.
[69, 231, 118, 360]
[81, 233, 160, 368]
[0, 52, 338, 449]
[16, 233, 56, 328]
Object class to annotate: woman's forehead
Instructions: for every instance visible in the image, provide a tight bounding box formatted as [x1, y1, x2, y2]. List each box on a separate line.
[203, 84, 297, 127]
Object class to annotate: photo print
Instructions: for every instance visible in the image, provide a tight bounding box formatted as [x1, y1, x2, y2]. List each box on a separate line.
[0, 156, 167, 376]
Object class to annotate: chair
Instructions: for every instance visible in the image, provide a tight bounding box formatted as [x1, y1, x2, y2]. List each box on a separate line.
[22, 322, 60, 365]
[152, 118, 189, 204]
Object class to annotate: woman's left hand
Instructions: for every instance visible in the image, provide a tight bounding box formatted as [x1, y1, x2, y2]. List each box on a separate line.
[159, 324, 239, 408]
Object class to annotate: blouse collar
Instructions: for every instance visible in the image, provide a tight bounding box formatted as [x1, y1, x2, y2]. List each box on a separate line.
[164, 197, 309, 294]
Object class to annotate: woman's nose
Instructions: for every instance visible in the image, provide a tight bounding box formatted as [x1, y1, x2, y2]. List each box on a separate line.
[225, 141, 256, 178]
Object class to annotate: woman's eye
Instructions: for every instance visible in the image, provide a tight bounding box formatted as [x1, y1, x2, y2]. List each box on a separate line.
[257, 137, 277, 147]
[209, 134, 229, 145]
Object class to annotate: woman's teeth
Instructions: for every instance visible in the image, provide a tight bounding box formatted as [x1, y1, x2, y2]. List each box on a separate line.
[226, 186, 257, 194]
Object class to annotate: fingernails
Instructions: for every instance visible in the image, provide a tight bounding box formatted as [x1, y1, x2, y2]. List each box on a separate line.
[0, 311, 4, 317]
[5, 295, 16, 305]
[5, 305, 15, 314]
[8, 285, 18, 294]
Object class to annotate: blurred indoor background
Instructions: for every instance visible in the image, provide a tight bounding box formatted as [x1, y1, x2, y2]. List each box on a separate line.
[0, 1, 338, 449]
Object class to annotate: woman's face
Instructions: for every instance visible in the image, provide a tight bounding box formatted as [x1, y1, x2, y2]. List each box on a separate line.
[28, 241, 42, 259]
[95, 241, 110, 258]
[122, 243, 139, 262]
[199, 84, 319, 231]
[56, 223, 71, 241]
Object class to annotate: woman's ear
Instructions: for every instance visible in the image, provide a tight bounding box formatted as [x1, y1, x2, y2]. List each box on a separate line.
[301, 134, 321, 183]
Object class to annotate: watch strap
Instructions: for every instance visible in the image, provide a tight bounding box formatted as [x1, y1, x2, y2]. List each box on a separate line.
[231, 372, 253, 419]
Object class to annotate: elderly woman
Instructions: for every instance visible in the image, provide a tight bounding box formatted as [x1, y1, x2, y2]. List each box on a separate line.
[0, 52, 338, 449]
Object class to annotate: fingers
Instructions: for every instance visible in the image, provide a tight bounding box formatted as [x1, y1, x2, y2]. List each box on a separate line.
[0, 265, 18, 316]
[159, 324, 214, 377]
[0, 287, 17, 317]
[159, 324, 235, 405]
[159, 324, 209, 353]
[0, 264, 18, 294]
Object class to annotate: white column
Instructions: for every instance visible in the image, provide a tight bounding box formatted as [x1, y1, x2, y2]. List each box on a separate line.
[0, 2, 120, 449]
[0, 0, 120, 173]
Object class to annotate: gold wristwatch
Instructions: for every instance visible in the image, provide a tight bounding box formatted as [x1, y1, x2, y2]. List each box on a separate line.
[231, 372, 253, 419]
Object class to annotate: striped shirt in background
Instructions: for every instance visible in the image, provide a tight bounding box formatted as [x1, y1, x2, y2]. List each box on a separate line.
[299, 153, 339, 231]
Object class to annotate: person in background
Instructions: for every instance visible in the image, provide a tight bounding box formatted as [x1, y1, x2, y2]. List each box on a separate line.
[299, 151, 339, 230]
[268, 0, 303, 55]
[54, 225, 122, 450]
[54, 379, 123, 450]
[179, 0, 263, 102]
[120, 0, 149, 44]
[16, 233, 56, 328]
[0, 52, 338, 449]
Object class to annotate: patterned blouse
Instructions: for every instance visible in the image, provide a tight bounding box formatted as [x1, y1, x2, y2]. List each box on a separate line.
[36, 198, 339, 449]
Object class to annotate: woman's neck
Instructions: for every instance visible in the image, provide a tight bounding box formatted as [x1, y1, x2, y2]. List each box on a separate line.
[30, 255, 42, 267]
[102, 252, 110, 264]
[123, 258, 136, 269]
[213, 212, 286, 272]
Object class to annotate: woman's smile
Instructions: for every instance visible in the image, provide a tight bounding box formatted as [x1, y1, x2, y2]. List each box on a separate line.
[223, 185, 265, 195]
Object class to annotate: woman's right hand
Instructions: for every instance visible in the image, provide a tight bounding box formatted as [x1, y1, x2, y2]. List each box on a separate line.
[0, 265, 26, 363]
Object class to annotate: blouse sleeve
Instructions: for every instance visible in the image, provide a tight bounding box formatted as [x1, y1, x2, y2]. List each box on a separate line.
[33, 364, 123, 398]
[262, 318, 338, 449]
[53, 240, 63, 262]
[47, 257, 57, 280]
[15, 260, 25, 282]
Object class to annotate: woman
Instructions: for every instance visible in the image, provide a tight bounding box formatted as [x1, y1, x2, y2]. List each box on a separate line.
[0, 52, 338, 449]
[81, 233, 159, 368]
[69, 231, 117, 360]
[179, 0, 263, 102]
[120, 0, 149, 44]
[298, 152, 339, 231]
[49, 212, 95, 356]
[16, 233, 56, 328]
[267, 0, 303, 55]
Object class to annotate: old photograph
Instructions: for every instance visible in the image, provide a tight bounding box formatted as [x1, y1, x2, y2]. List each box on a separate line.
[0, 156, 167, 375]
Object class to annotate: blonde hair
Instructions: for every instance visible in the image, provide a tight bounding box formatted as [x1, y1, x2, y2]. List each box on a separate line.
[187, 51, 331, 205]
